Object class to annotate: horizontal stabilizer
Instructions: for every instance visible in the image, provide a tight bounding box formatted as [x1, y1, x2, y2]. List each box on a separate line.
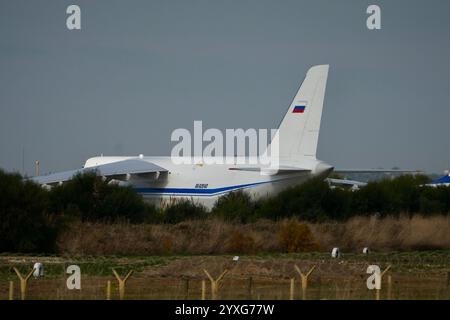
[229, 166, 310, 175]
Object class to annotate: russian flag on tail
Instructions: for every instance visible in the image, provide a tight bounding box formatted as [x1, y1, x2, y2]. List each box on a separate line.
[292, 105, 306, 113]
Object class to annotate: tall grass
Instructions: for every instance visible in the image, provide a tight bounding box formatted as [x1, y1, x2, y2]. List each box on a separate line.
[57, 215, 450, 255]
[310, 215, 450, 251]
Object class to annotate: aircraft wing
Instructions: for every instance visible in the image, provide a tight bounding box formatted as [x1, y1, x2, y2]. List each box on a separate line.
[326, 178, 367, 187]
[31, 159, 168, 186]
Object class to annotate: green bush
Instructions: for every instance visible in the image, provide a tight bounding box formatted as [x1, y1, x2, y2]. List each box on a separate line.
[163, 200, 207, 223]
[0, 170, 163, 252]
[0, 169, 59, 253]
[48, 172, 151, 223]
[212, 190, 255, 222]
[253, 175, 446, 221]
[419, 186, 450, 214]
[352, 175, 431, 216]
[256, 178, 331, 221]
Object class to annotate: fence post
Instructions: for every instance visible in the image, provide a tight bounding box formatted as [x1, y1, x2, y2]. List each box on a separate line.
[294, 265, 316, 300]
[247, 277, 253, 300]
[106, 280, 111, 300]
[9, 281, 14, 300]
[201, 280, 206, 300]
[375, 265, 391, 300]
[13, 267, 34, 300]
[112, 269, 133, 300]
[203, 269, 228, 300]
[289, 278, 295, 300]
[317, 275, 322, 300]
[183, 278, 190, 300]
[387, 275, 392, 300]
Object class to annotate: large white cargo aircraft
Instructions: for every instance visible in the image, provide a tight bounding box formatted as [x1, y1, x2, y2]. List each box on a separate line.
[32, 65, 417, 208]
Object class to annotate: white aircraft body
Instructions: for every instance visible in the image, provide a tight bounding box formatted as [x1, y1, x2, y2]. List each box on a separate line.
[32, 65, 417, 208]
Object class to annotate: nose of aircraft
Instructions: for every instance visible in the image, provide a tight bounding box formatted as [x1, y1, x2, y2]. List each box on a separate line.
[315, 162, 334, 176]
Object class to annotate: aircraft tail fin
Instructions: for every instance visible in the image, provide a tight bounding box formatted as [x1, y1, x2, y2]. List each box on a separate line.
[269, 65, 329, 163]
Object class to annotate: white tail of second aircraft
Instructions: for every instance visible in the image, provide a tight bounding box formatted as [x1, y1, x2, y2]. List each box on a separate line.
[268, 65, 329, 165]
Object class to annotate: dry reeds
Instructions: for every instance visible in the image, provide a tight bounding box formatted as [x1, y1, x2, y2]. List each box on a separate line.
[57, 215, 450, 255]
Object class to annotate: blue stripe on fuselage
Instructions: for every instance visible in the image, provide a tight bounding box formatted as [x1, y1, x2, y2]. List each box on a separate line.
[135, 180, 273, 196]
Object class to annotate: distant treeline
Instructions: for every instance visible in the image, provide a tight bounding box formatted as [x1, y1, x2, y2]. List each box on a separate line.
[0, 169, 449, 253]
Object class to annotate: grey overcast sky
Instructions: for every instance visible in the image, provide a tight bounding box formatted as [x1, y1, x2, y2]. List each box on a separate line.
[1, 0, 450, 176]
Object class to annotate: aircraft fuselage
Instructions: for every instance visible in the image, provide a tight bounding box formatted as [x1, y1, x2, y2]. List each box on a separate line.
[84, 156, 334, 208]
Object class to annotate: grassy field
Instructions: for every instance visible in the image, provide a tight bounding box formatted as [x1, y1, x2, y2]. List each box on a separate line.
[56, 216, 450, 256]
[0, 251, 449, 300]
